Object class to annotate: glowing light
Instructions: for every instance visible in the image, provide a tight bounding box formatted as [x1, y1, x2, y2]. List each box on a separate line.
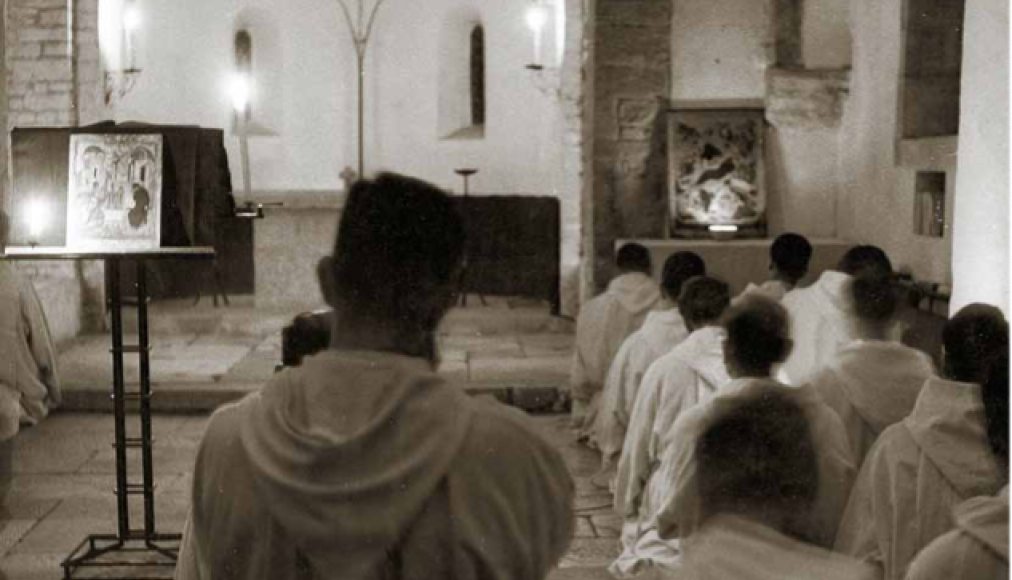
[708, 225, 739, 233]
[525, 4, 548, 32]
[228, 73, 251, 114]
[122, 5, 142, 32]
[24, 199, 49, 241]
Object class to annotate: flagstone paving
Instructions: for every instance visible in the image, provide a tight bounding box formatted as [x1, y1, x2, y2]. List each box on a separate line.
[0, 412, 615, 579]
[57, 298, 574, 413]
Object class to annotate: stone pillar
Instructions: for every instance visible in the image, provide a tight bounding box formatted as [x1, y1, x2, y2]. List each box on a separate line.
[950, 0, 1009, 315]
[3, 0, 106, 341]
[590, 0, 671, 290]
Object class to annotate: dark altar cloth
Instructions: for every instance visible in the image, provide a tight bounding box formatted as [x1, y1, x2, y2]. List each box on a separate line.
[451, 195, 561, 315]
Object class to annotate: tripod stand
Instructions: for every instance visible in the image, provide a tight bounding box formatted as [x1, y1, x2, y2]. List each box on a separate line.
[454, 168, 487, 307]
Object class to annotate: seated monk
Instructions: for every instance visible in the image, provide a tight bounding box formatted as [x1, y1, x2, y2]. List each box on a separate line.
[738, 232, 812, 302]
[610, 276, 730, 577]
[175, 173, 575, 580]
[778, 244, 892, 386]
[0, 209, 61, 440]
[569, 242, 660, 432]
[836, 304, 1009, 580]
[665, 388, 874, 580]
[653, 295, 856, 555]
[808, 271, 936, 464]
[905, 355, 1009, 580]
[593, 251, 705, 474]
[0, 209, 61, 526]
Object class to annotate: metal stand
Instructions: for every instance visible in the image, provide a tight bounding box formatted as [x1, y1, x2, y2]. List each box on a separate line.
[62, 257, 180, 579]
[454, 168, 487, 308]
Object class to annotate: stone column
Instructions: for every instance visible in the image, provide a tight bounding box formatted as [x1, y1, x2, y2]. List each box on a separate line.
[950, 0, 1009, 315]
[590, 0, 671, 290]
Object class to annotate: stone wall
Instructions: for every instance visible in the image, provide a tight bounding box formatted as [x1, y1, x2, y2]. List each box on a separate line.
[590, 0, 671, 289]
[3, 0, 105, 345]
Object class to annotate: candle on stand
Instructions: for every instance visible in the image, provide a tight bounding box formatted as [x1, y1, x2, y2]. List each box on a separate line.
[24, 198, 48, 246]
[122, 3, 141, 70]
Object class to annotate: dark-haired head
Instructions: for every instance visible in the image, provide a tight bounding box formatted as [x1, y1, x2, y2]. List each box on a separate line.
[697, 387, 818, 540]
[981, 354, 1009, 473]
[616, 243, 652, 276]
[837, 245, 892, 277]
[942, 304, 1009, 384]
[679, 276, 730, 331]
[661, 252, 705, 302]
[722, 295, 792, 378]
[851, 271, 899, 339]
[318, 172, 466, 363]
[770, 233, 812, 285]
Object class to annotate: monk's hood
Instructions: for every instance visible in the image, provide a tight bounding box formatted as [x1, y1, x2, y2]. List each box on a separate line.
[904, 377, 1002, 497]
[823, 340, 935, 432]
[237, 350, 474, 576]
[954, 486, 1009, 561]
[808, 271, 854, 326]
[606, 272, 660, 315]
[671, 326, 729, 390]
[639, 308, 687, 350]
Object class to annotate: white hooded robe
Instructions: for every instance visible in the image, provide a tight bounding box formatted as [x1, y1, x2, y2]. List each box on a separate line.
[809, 340, 936, 464]
[175, 350, 575, 580]
[569, 272, 660, 406]
[778, 271, 858, 386]
[593, 308, 689, 463]
[905, 487, 1009, 580]
[610, 326, 730, 577]
[835, 377, 1006, 580]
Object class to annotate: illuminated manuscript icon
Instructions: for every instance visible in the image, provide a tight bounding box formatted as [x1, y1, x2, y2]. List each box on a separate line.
[66, 133, 163, 251]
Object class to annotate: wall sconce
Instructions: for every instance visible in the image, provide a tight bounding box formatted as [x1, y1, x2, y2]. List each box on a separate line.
[102, 0, 143, 104]
[524, 1, 562, 97]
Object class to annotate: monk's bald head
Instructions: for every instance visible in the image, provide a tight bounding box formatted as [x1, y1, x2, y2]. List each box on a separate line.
[942, 303, 1009, 384]
[323, 172, 465, 332]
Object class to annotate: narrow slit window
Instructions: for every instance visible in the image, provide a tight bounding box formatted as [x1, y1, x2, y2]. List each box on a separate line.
[470, 25, 485, 127]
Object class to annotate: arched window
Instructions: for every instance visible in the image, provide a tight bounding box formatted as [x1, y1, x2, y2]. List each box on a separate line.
[470, 25, 485, 127]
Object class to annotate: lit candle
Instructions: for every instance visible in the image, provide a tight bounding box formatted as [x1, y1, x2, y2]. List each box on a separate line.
[526, 4, 548, 65]
[122, 3, 141, 70]
[25, 198, 48, 244]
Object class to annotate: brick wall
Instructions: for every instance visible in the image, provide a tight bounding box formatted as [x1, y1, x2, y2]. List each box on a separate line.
[590, 0, 671, 289]
[3, 0, 106, 344]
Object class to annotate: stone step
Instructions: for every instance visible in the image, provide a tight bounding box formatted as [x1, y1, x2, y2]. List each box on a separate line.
[113, 296, 573, 338]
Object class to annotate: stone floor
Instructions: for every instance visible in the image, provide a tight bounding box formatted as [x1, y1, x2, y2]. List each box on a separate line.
[57, 296, 574, 412]
[0, 411, 617, 579]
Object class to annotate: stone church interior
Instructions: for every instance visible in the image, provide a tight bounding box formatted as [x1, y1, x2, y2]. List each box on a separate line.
[0, 0, 1007, 578]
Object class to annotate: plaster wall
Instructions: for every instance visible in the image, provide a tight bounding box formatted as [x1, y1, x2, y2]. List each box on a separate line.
[950, 0, 1008, 314]
[112, 0, 582, 313]
[113, 0, 562, 195]
[836, 0, 955, 286]
[670, 0, 770, 101]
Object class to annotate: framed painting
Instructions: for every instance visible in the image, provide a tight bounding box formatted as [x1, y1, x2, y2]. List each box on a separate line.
[668, 109, 766, 238]
[66, 133, 163, 251]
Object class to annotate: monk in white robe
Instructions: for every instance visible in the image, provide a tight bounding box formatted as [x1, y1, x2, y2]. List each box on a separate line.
[653, 297, 856, 556]
[660, 387, 872, 580]
[593, 251, 704, 470]
[0, 211, 61, 439]
[779, 245, 892, 386]
[736, 233, 812, 303]
[570, 243, 660, 432]
[836, 305, 1008, 580]
[176, 173, 574, 580]
[809, 272, 935, 463]
[610, 277, 731, 577]
[905, 487, 1008, 580]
